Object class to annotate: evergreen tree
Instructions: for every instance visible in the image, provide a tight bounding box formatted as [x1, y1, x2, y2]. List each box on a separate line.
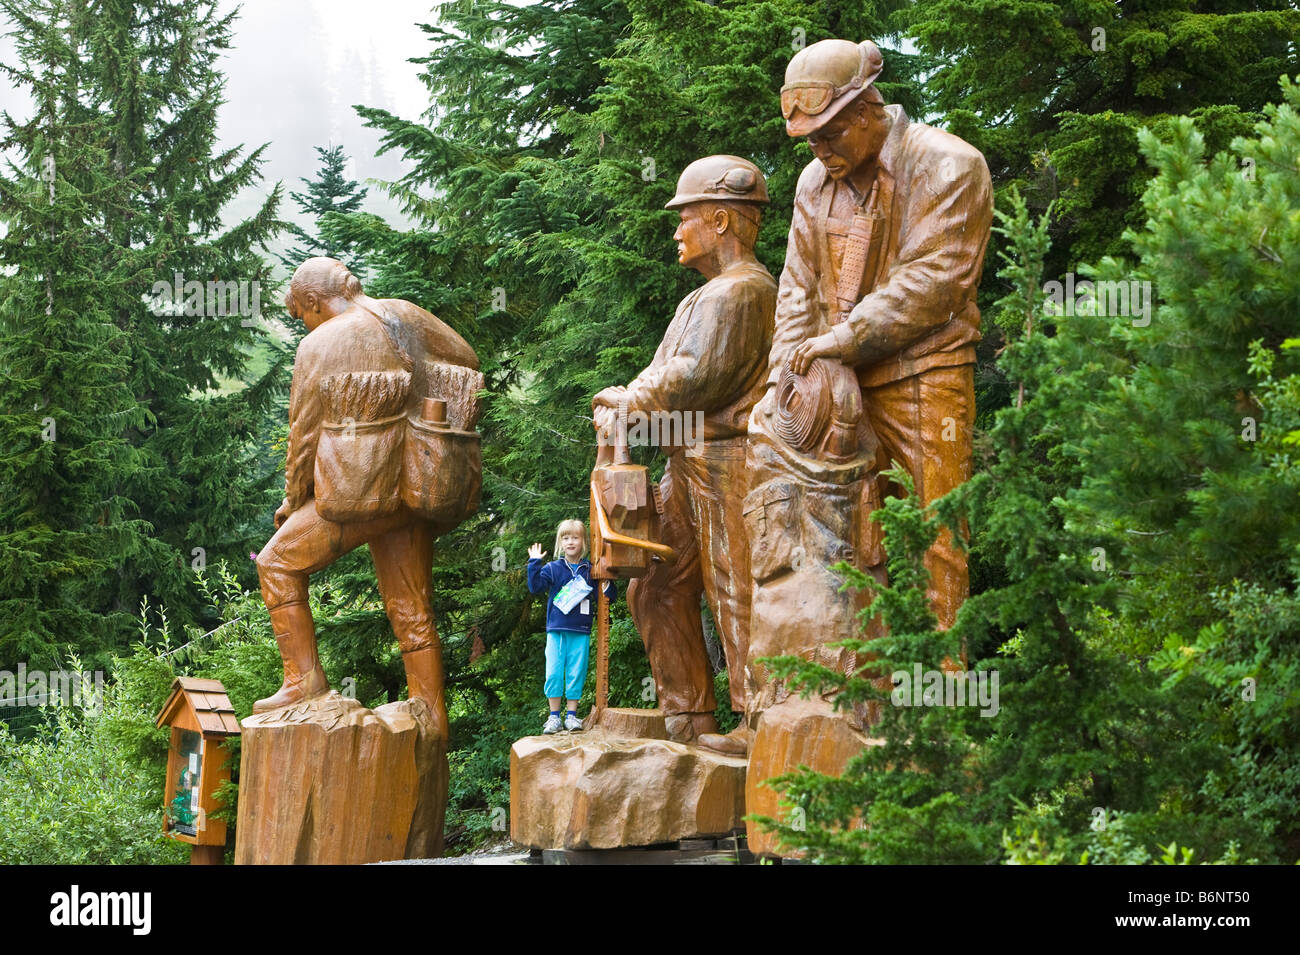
[0, 0, 155, 667]
[0, 0, 289, 663]
[81, 0, 289, 642]
[1064, 78, 1300, 854]
[905, 0, 1300, 269]
[277, 144, 369, 278]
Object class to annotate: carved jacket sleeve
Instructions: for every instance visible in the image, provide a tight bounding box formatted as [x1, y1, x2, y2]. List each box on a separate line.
[766, 164, 821, 383]
[622, 279, 768, 415]
[284, 342, 323, 511]
[830, 145, 992, 364]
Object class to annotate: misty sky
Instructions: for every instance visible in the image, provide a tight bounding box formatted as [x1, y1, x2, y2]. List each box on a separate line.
[0, 0, 441, 265]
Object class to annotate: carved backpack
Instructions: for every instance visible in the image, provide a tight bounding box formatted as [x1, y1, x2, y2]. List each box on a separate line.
[312, 308, 483, 526]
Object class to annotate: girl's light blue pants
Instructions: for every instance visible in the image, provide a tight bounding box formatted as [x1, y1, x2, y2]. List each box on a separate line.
[544, 630, 590, 702]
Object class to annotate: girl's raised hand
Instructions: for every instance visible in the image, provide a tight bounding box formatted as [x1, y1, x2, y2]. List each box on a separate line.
[528, 543, 545, 560]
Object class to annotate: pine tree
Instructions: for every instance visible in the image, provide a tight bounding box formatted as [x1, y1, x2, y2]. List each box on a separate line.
[0, 0, 152, 666]
[277, 144, 369, 278]
[1, 0, 290, 661]
[1068, 79, 1300, 853]
[906, 0, 1300, 269]
[80, 0, 289, 641]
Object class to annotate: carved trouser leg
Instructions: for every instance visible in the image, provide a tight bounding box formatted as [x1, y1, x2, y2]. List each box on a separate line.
[674, 443, 752, 711]
[627, 455, 714, 717]
[257, 499, 410, 610]
[255, 500, 442, 723]
[862, 364, 974, 631]
[370, 520, 447, 737]
[629, 442, 754, 718]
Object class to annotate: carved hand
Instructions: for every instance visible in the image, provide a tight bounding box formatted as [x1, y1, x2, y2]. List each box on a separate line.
[591, 385, 627, 410]
[789, 332, 840, 375]
[274, 497, 292, 530]
[593, 404, 617, 436]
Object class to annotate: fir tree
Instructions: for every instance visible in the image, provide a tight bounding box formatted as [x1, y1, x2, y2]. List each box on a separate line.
[277, 144, 369, 278]
[1, 0, 289, 660]
[0, 0, 152, 666]
[82, 0, 289, 642]
[905, 0, 1300, 268]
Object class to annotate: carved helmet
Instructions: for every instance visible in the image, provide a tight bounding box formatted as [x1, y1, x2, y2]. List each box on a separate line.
[664, 154, 769, 209]
[781, 39, 884, 138]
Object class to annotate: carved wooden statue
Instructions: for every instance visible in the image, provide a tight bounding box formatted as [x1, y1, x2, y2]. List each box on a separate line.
[253, 257, 482, 731]
[744, 39, 992, 853]
[236, 257, 482, 864]
[593, 155, 777, 752]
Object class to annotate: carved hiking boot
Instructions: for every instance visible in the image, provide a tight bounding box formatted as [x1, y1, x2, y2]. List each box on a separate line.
[252, 631, 330, 714]
[663, 711, 719, 743]
[698, 725, 752, 757]
[402, 645, 449, 740]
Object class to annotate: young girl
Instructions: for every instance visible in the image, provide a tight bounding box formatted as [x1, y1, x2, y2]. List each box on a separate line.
[527, 519, 616, 734]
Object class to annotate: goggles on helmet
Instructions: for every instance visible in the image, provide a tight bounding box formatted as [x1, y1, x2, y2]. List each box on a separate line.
[780, 79, 860, 120]
[781, 41, 883, 121]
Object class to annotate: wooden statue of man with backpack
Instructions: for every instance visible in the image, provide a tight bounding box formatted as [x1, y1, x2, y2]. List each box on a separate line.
[253, 257, 483, 741]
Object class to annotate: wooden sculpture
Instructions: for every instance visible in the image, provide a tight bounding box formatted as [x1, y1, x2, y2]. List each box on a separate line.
[592, 155, 777, 750]
[235, 257, 482, 864]
[510, 157, 775, 851]
[744, 38, 993, 854]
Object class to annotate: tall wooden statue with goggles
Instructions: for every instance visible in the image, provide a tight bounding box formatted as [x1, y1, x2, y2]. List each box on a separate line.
[744, 38, 993, 854]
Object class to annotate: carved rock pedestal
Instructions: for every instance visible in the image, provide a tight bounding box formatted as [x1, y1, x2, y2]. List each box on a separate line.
[510, 710, 747, 850]
[235, 691, 447, 864]
[744, 694, 882, 857]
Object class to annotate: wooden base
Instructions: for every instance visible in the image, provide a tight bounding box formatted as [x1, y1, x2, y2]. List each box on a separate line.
[586, 705, 669, 739]
[189, 844, 224, 865]
[234, 692, 447, 864]
[744, 694, 882, 857]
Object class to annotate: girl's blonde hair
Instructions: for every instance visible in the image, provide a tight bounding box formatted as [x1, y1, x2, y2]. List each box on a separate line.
[554, 519, 588, 560]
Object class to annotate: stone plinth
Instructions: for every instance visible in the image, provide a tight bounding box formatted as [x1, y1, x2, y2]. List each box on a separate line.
[234, 691, 447, 865]
[744, 694, 882, 857]
[510, 727, 747, 850]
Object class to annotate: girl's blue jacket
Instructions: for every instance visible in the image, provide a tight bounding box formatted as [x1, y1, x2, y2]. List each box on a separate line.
[527, 557, 617, 634]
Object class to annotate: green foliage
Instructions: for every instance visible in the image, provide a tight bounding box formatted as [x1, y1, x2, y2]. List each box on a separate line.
[278, 144, 370, 280]
[0, 0, 154, 666]
[753, 93, 1300, 858]
[751, 468, 997, 864]
[906, 0, 1300, 267]
[0, 648, 185, 864]
[0, 0, 290, 668]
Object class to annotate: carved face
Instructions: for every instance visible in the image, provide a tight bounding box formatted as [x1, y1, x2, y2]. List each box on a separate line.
[286, 288, 328, 332]
[673, 204, 723, 274]
[806, 99, 888, 181]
